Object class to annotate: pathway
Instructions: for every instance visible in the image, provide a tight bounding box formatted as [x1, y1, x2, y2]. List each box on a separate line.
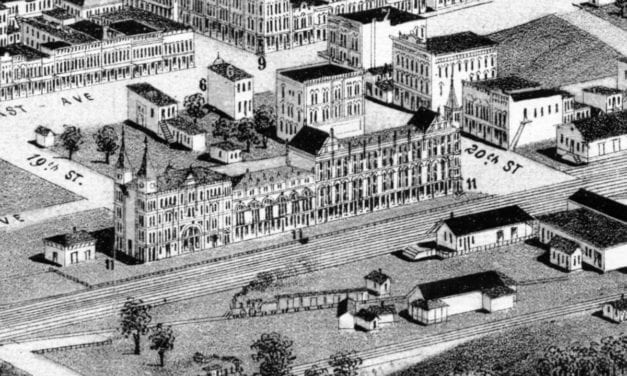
[0, 333, 112, 376]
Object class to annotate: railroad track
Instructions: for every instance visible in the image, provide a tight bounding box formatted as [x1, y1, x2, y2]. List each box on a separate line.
[0, 167, 626, 341]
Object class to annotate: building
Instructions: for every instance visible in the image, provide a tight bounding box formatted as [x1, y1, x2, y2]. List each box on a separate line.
[123, 0, 179, 21]
[207, 57, 254, 121]
[365, 65, 395, 104]
[581, 86, 624, 114]
[127, 82, 178, 135]
[209, 141, 243, 164]
[556, 110, 627, 164]
[461, 77, 567, 149]
[563, 92, 592, 124]
[567, 188, 627, 224]
[602, 295, 627, 323]
[43, 227, 96, 266]
[435, 205, 535, 254]
[0, 0, 55, 47]
[538, 205, 627, 273]
[391, 30, 498, 120]
[364, 269, 391, 297]
[276, 63, 365, 140]
[288, 107, 462, 224]
[327, 6, 425, 70]
[0, 8, 194, 101]
[34, 125, 55, 147]
[338, 297, 357, 330]
[114, 138, 233, 263]
[587, 0, 615, 7]
[199, 355, 244, 376]
[619, 57, 627, 91]
[160, 115, 207, 151]
[407, 271, 517, 325]
[353, 303, 396, 331]
[548, 235, 583, 272]
[231, 166, 316, 242]
[57, 0, 123, 19]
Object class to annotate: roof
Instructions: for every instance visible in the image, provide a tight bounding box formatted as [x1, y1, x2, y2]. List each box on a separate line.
[411, 298, 448, 310]
[367, 65, 393, 76]
[34, 126, 53, 136]
[21, 17, 97, 44]
[607, 297, 627, 311]
[364, 270, 390, 284]
[0, 44, 49, 61]
[42, 7, 74, 20]
[276, 287, 368, 300]
[280, 64, 356, 83]
[69, 20, 104, 40]
[155, 166, 229, 192]
[619, 56, 627, 64]
[569, 189, 627, 223]
[127, 83, 177, 106]
[355, 308, 379, 321]
[232, 166, 313, 192]
[40, 41, 72, 50]
[468, 76, 540, 93]
[110, 19, 156, 35]
[415, 271, 516, 301]
[208, 62, 252, 82]
[45, 230, 95, 247]
[571, 110, 627, 143]
[63, 0, 121, 8]
[549, 235, 580, 255]
[539, 208, 627, 248]
[163, 117, 206, 136]
[407, 107, 438, 132]
[94, 7, 190, 32]
[375, 79, 395, 91]
[442, 205, 533, 236]
[290, 0, 328, 7]
[582, 86, 624, 95]
[426, 31, 497, 55]
[288, 126, 330, 156]
[339, 6, 424, 26]
[574, 101, 589, 110]
[510, 88, 565, 102]
[482, 285, 516, 299]
[211, 141, 242, 151]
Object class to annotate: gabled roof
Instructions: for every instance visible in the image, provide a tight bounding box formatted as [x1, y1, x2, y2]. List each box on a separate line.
[582, 86, 623, 95]
[549, 235, 580, 255]
[34, 125, 53, 136]
[339, 6, 424, 26]
[364, 269, 390, 284]
[441, 205, 533, 236]
[156, 166, 229, 192]
[415, 271, 516, 302]
[127, 83, 178, 107]
[571, 110, 627, 143]
[569, 189, 627, 224]
[288, 126, 330, 156]
[45, 229, 95, 247]
[426, 31, 497, 55]
[539, 208, 627, 248]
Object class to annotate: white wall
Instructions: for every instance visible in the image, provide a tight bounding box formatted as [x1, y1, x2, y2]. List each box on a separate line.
[509, 94, 563, 147]
[207, 70, 237, 119]
[619, 61, 627, 91]
[605, 244, 627, 272]
[483, 294, 515, 312]
[44, 242, 95, 267]
[442, 291, 483, 316]
[437, 222, 534, 252]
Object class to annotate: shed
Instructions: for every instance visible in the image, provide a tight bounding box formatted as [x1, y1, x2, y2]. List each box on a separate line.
[34, 126, 55, 148]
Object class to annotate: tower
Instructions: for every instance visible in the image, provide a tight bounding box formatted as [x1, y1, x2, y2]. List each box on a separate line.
[136, 136, 157, 194]
[115, 129, 133, 185]
[444, 65, 461, 126]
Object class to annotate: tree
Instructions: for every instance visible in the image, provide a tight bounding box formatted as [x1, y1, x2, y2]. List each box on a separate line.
[213, 117, 236, 141]
[253, 105, 275, 148]
[149, 323, 175, 367]
[304, 365, 330, 376]
[93, 125, 119, 164]
[184, 93, 206, 119]
[119, 297, 152, 355]
[59, 125, 83, 160]
[237, 117, 260, 152]
[251, 332, 296, 376]
[328, 350, 362, 376]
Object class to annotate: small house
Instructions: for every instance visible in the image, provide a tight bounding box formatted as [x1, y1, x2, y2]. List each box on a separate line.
[207, 56, 254, 121]
[603, 295, 627, 323]
[210, 141, 243, 164]
[581, 86, 623, 114]
[435, 205, 535, 254]
[548, 235, 583, 272]
[337, 298, 357, 330]
[161, 116, 207, 152]
[406, 271, 517, 325]
[34, 126, 55, 148]
[43, 227, 96, 266]
[353, 303, 396, 332]
[127, 82, 178, 137]
[364, 269, 391, 297]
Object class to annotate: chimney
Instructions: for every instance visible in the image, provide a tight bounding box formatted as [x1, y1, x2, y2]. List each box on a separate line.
[450, 211, 454, 218]
[72, 226, 77, 233]
[378, 268, 382, 274]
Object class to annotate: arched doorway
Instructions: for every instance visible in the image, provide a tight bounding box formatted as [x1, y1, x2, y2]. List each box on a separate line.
[182, 226, 201, 252]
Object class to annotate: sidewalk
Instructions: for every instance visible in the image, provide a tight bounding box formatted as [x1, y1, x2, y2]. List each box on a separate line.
[559, 10, 627, 56]
[0, 333, 113, 376]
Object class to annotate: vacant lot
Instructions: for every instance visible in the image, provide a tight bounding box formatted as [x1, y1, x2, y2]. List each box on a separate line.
[580, 3, 627, 32]
[0, 159, 82, 214]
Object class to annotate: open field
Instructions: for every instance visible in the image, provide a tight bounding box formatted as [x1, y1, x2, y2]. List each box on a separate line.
[0, 160, 83, 215]
[392, 313, 624, 376]
[580, 3, 627, 32]
[488, 15, 622, 88]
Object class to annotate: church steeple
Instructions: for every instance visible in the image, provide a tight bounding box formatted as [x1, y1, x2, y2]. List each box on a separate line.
[115, 128, 133, 184]
[444, 65, 461, 124]
[136, 136, 157, 193]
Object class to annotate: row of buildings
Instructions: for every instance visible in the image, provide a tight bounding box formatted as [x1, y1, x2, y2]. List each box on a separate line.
[113, 103, 462, 263]
[0, 2, 195, 101]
